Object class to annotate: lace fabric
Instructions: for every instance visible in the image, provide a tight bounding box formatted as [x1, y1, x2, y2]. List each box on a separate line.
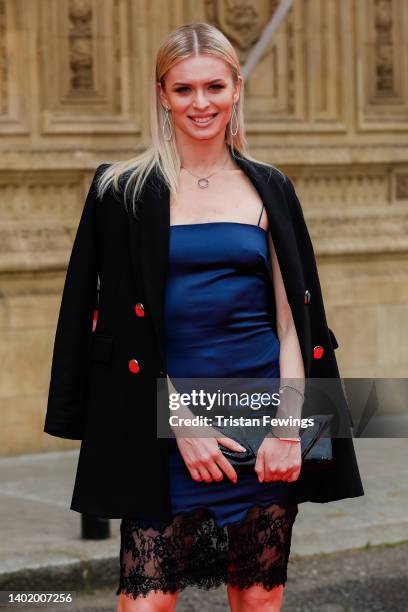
[116, 500, 298, 600]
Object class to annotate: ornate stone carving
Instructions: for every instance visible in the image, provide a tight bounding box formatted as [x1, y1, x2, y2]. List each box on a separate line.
[374, 0, 394, 94]
[69, 0, 93, 91]
[396, 174, 408, 200]
[204, 0, 280, 58]
[0, 0, 7, 115]
[40, 0, 140, 134]
[357, 0, 408, 129]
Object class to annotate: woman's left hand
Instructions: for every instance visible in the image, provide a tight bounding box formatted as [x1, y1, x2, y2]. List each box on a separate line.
[255, 436, 301, 483]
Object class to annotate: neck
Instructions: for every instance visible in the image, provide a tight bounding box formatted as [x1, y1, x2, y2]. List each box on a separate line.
[177, 136, 235, 175]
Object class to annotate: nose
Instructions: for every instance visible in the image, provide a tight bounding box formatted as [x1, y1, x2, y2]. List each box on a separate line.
[193, 89, 210, 110]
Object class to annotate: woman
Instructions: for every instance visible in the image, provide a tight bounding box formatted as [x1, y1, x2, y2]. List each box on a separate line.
[44, 21, 364, 612]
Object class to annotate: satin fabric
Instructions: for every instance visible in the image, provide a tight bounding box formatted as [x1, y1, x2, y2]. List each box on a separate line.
[164, 222, 295, 527]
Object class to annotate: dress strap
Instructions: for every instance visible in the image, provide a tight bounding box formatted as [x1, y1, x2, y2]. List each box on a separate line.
[256, 202, 265, 227]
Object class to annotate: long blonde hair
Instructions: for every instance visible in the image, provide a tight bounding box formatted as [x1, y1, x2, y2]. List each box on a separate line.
[96, 22, 277, 216]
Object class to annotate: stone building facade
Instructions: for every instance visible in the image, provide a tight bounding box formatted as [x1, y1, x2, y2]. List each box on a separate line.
[1, 0, 407, 454]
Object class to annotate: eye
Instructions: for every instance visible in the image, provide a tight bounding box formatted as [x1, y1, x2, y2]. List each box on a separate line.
[174, 84, 225, 93]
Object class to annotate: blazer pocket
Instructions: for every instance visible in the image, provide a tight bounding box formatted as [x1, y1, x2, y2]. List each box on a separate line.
[91, 334, 114, 363]
[328, 327, 339, 350]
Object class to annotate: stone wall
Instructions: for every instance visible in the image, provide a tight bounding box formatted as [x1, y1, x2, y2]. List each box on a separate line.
[1, 0, 407, 454]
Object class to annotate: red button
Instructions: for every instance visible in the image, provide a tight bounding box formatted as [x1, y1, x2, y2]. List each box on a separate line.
[92, 309, 98, 332]
[128, 359, 140, 374]
[135, 303, 145, 317]
[313, 345, 324, 359]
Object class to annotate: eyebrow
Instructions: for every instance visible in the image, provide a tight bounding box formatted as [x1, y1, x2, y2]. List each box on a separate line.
[172, 78, 226, 86]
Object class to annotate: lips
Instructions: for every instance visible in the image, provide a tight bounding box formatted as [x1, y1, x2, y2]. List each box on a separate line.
[189, 113, 218, 125]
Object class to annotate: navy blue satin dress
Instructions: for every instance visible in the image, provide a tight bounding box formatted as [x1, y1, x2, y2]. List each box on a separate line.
[116, 208, 300, 600]
[165, 217, 296, 528]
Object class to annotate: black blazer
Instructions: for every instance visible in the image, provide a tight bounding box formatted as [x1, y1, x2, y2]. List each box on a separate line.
[44, 147, 364, 519]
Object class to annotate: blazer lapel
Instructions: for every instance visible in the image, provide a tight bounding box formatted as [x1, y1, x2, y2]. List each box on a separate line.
[129, 148, 308, 374]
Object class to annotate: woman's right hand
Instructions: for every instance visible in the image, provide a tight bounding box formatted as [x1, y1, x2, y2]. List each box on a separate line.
[175, 428, 246, 483]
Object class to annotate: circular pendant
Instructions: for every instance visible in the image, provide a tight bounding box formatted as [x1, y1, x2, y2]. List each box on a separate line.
[198, 178, 209, 189]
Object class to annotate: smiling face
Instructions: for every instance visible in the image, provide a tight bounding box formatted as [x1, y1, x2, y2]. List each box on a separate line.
[157, 54, 242, 142]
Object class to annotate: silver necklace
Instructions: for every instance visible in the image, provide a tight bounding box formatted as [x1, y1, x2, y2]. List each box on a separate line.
[181, 152, 231, 189]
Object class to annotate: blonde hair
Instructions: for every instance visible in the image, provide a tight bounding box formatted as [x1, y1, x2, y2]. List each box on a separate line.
[96, 22, 276, 216]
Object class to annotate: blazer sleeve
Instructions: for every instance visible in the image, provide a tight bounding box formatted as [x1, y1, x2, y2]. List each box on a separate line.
[283, 174, 354, 431]
[282, 174, 339, 362]
[43, 165, 105, 440]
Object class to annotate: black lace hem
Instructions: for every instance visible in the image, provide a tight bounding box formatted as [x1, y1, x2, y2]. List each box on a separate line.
[116, 500, 298, 600]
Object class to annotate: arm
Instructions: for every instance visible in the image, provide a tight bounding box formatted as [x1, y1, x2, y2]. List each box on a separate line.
[254, 230, 304, 482]
[267, 233, 305, 438]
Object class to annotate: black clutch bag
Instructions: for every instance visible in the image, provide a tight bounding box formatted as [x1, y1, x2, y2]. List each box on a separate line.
[217, 413, 334, 473]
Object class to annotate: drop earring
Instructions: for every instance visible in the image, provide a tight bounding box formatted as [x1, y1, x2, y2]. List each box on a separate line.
[230, 101, 239, 137]
[163, 107, 173, 141]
